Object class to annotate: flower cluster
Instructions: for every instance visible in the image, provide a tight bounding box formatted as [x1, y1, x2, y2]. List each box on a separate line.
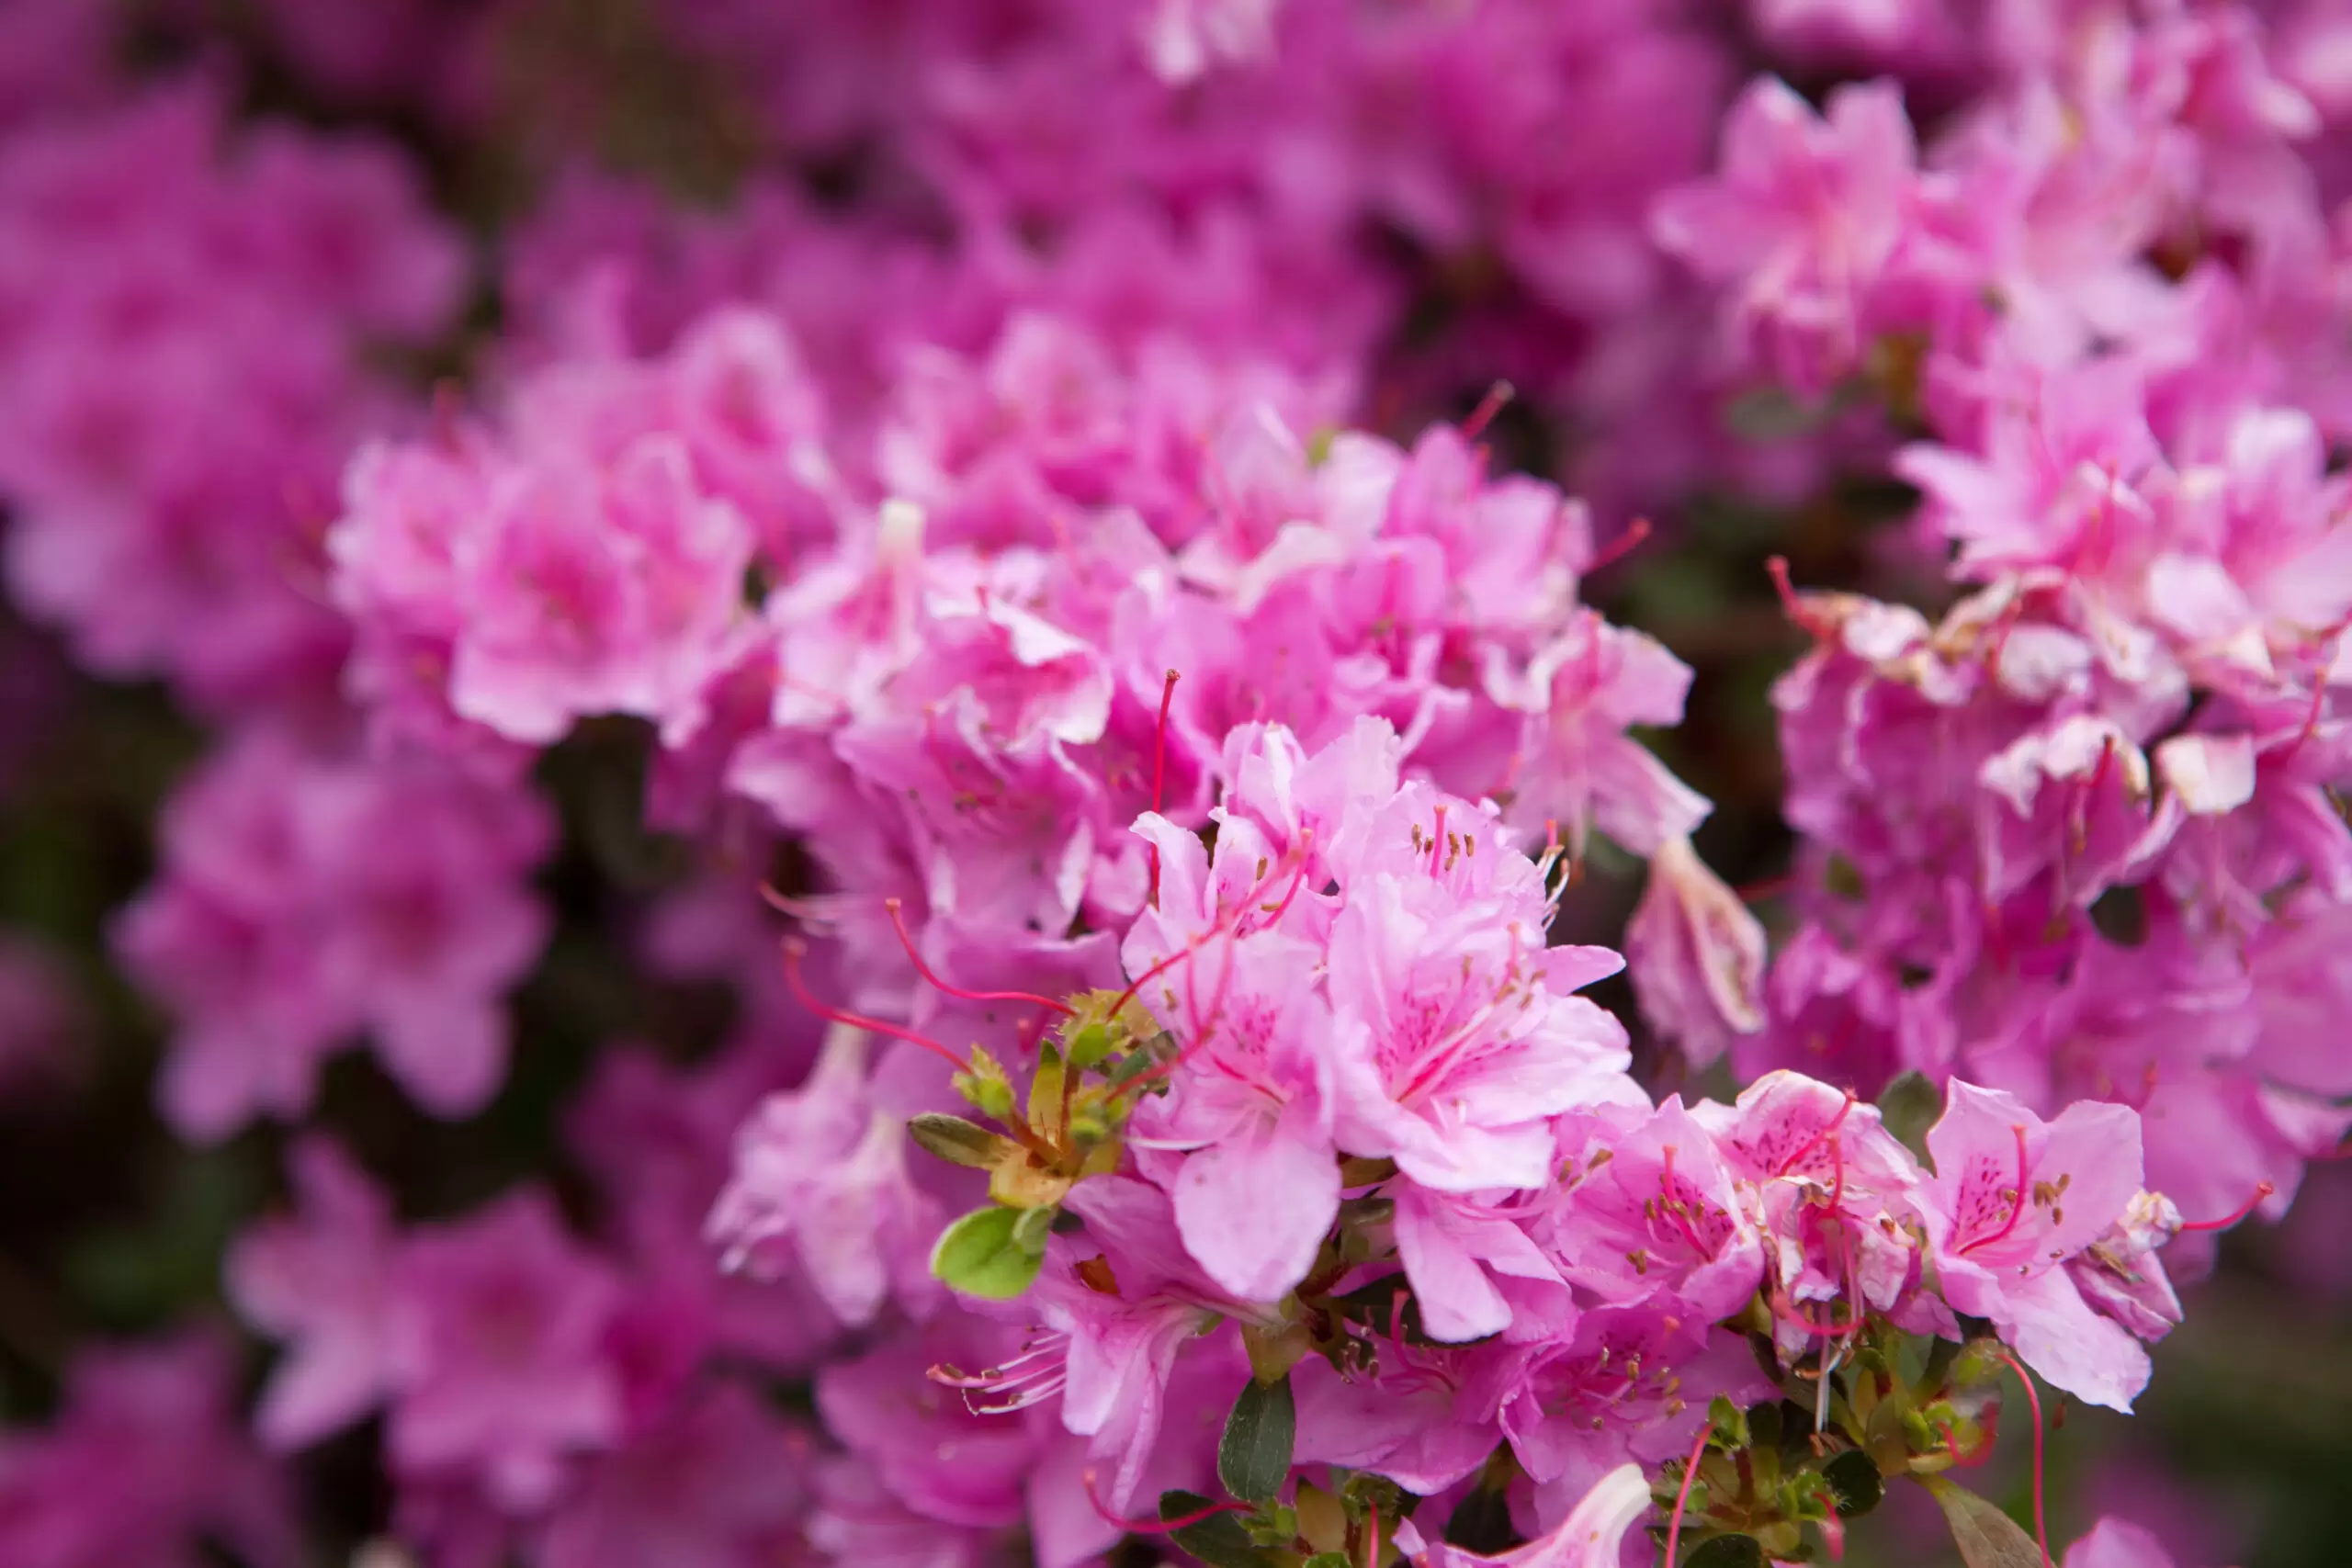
[0, 73, 463, 717]
[333, 295, 1710, 1047]
[703, 720, 2203, 1566]
[115, 730, 552, 1138]
[0, 1332, 300, 1568]
[228, 1127, 827, 1568]
[1657, 6, 2352, 1235]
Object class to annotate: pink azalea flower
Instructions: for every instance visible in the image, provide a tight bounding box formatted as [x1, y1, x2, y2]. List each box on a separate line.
[115, 730, 552, 1137]
[1625, 835, 1769, 1069]
[532, 1385, 817, 1568]
[1479, 1307, 1775, 1523]
[1549, 1096, 1767, 1325]
[2065, 1517, 2181, 1568]
[384, 1190, 628, 1511]
[707, 1023, 946, 1327]
[1325, 783, 1633, 1193]
[228, 1137, 401, 1449]
[1652, 76, 1922, 392]
[1499, 612, 1712, 856]
[1396, 1461, 1655, 1568]
[0, 1331, 302, 1568]
[1918, 1081, 2156, 1410]
[1391, 1182, 1574, 1346]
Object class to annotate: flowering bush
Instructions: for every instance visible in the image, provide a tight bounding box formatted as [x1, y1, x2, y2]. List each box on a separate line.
[0, 3, 2347, 1567]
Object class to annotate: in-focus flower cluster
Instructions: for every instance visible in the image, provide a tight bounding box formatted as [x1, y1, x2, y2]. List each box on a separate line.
[705, 719, 2199, 1566]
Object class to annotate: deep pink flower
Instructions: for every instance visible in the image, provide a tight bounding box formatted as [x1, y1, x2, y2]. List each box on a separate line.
[1653, 77, 1921, 392]
[1918, 1081, 2156, 1410]
[2065, 1517, 2181, 1568]
[707, 1023, 947, 1327]
[0, 1331, 301, 1568]
[385, 1190, 628, 1510]
[1625, 835, 1769, 1069]
[1549, 1096, 1766, 1324]
[229, 1137, 401, 1449]
[532, 1385, 817, 1568]
[1396, 1462, 1654, 1568]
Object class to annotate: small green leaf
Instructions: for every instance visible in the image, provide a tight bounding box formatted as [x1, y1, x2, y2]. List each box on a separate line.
[1027, 1043, 1067, 1128]
[1725, 384, 1843, 443]
[1877, 1070, 1942, 1165]
[1922, 1477, 2047, 1568]
[1824, 852, 1868, 901]
[1159, 1491, 1273, 1568]
[1063, 1022, 1117, 1071]
[1105, 1031, 1179, 1088]
[907, 1113, 1012, 1169]
[930, 1206, 1045, 1300]
[1822, 1450, 1884, 1517]
[1217, 1374, 1297, 1504]
[1242, 1504, 1299, 1548]
[1301, 1554, 1352, 1568]
[1011, 1203, 1057, 1257]
[1683, 1535, 1767, 1567]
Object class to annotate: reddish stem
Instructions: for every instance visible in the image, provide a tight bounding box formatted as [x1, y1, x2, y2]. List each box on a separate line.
[884, 898, 1073, 1016]
[1663, 1424, 1711, 1565]
[1080, 1470, 1250, 1534]
[1994, 1350, 2052, 1568]
[1460, 380, 1515, 443]
[2178, 1181, 2274, 1232]
[780, 938, 969, 1072]
[1767, 555, 1834, 639]
[1583, 515, 1653, 577]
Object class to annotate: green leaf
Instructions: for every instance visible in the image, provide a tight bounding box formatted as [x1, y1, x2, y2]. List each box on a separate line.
[1821, 1450, 1884, 1517]
[1062, 1021, 1117, 1071]
[1922, 1477, 2048, 1568]
[1683, 1535, 1768, 1567]
[1726, 384, 1831, 443]
[1159, 1491, 1274, 1568]
[930, 1206, 1045, 1300]
[1011, 1203, 1057, 1257]
[1027, 1043, 1067, 1128]
[1105, 1030, 1179, 1088]
[1877, 1071, 1942, 1165]
[1217, 1374, 1297, 1503]
[1823, 852, 1868, 901]
[907, 1113, 1012, 1169]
